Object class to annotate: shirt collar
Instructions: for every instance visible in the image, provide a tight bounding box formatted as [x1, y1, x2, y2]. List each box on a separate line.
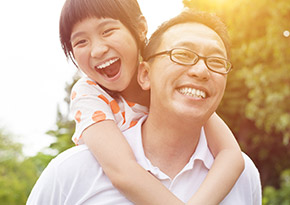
[124, 117, 214, 178]
[189, 127, 214, 170]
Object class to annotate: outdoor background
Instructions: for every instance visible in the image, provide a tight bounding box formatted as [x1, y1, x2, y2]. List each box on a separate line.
[1, 0, 289, 204]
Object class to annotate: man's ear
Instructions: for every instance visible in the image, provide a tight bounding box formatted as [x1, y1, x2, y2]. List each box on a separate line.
[138, 15, 148, 42]
[137, 61, 151, 91]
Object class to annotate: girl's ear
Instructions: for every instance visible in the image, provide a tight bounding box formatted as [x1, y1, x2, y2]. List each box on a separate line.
[138, 15, 148, 42]
[137, 61, 151, 91]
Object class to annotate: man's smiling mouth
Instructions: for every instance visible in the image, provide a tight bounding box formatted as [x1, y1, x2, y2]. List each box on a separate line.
[177, 87, 206, 99]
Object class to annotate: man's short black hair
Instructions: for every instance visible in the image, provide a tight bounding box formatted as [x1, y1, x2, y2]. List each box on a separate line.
[144, 8, 231, 61]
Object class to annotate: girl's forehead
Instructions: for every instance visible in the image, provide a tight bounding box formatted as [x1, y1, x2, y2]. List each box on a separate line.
[71, 17, 122, 38]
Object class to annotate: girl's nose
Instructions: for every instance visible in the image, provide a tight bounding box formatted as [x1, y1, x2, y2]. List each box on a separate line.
[90, 41, 109, 58]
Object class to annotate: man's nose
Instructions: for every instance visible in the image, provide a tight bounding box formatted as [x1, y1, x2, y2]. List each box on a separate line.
[187, 59, 210, 80]
[90, 41, 109, 58]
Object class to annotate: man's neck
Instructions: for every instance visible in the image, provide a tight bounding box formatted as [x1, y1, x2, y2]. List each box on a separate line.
[141, 114, 203, 179]
[121, 69, 150, 107]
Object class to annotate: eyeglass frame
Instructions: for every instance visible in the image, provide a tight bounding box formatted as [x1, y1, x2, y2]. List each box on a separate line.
[145, 48, 233, 75]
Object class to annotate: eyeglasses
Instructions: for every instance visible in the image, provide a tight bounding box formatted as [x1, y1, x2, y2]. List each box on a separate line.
[145, 48, 232, 75]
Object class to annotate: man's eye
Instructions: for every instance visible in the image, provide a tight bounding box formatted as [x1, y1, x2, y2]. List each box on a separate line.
[174, 51, 195, 62]
[207, 58, 226, 68]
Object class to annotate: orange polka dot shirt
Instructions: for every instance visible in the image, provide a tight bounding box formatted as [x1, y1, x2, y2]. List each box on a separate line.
[70, 77, 148, 145]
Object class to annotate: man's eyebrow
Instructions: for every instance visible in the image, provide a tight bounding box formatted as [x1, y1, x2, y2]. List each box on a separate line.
[174, 41, 198, 49]
[176, 41, 226, 57]
[206, 46, 226, 57]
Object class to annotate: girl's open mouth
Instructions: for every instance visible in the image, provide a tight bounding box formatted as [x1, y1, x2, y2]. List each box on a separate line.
[95, 58, 121, 79]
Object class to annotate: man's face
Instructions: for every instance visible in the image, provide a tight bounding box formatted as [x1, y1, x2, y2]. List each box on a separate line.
[145, 22, 228, 123]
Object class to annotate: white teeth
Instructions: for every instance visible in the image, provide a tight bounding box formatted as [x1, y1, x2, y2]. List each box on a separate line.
[196, 90, 200, 96]
[96, 58, 119, 69]
[178, 87, 206, 99]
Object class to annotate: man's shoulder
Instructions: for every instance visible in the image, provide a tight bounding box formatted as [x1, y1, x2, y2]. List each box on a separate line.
[241, 153, 261, 190]
[42, 145, 103, 187]
[54, 144, 92, 160]
[28, 146, 118, 204]
[242, 153, 260, 181]
[222, 153, 262, 204]
[48, 145, 97, 171]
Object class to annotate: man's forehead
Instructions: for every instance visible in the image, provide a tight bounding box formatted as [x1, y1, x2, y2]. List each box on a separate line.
[159, 22, 226, 55]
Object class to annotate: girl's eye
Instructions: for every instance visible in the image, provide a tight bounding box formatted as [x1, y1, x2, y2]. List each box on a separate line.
[72, 39, 87, 47]
[102, 28, 118, 36]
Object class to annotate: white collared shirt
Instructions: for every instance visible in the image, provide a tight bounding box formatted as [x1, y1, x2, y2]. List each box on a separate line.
[27, 117, 261, 205]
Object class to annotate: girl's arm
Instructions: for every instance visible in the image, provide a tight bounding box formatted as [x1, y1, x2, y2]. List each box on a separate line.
[187, 112, 244, 205]
[83, 120, 184, 205]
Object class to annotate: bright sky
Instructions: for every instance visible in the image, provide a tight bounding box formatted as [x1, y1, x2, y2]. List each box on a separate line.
[0, 0, 183, 156]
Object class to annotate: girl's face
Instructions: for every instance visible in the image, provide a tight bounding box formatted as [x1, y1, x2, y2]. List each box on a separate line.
[71, 17, 139, 92]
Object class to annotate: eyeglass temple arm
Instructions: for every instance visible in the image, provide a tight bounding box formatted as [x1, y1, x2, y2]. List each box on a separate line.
[145, 50, 171, 61]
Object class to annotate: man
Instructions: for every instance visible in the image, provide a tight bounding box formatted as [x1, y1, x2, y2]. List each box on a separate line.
[27, 9, 261, 204]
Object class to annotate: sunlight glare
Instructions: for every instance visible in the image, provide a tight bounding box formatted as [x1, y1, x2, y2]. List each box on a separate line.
[283, 30, 290, 38]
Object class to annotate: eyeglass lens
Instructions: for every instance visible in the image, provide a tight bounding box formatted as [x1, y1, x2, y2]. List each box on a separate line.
[171, 49, 229, 73]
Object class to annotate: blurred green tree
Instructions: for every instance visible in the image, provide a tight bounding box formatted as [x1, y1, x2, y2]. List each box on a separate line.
[262, 169, 290, 205]
[0, 129, 51, 204]
[46, 74, 78, 154]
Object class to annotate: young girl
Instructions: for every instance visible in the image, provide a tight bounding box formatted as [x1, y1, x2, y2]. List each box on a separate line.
[59, 0, 244, 204]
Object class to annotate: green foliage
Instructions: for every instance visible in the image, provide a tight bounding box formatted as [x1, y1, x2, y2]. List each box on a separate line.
[235, 1, 290, 139]
[184, 0, 290, 190]
[0, 129, 42, 204]
[46, 75, 79, 154]
[27, 152, 54, 176]
[262, 169, 290, 205]
[0, 129, 22, 162]
[46, 107, 75, 154]
[0, 159, 36, 204]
